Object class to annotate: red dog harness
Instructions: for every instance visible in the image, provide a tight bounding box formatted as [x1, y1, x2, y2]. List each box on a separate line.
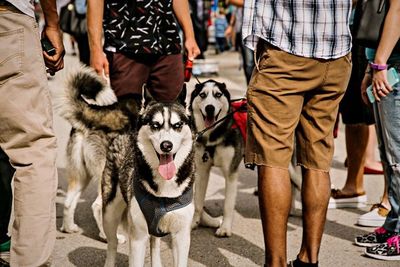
[230, 99, 247, 143]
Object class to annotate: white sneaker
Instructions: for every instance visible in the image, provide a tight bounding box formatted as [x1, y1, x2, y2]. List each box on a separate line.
[357, 203, 390, 227]
[328, 189, 367, 209]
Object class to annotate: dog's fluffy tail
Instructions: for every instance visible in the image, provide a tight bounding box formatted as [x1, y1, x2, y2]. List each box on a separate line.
[58, 66, 129, 132]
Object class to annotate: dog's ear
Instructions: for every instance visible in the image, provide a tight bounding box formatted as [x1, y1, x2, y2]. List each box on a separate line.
[140, 84, 155, 114]
[189, 83, 203, 112]
[219, 82, 231, 102]
[177, 84, 187, 105]
[178, 84, 192, 116]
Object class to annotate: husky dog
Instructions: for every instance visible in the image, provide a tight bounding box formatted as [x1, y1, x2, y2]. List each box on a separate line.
[189, 80, 244, 237]
[59, 67, 139, 242]
[101, 89, 195, 267]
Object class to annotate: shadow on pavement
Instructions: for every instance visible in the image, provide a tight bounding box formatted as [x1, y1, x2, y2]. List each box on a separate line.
[189, 227, 264, 266]
[68, 246, 128, 266]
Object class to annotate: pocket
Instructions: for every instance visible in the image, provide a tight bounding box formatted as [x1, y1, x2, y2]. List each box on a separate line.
[255, 45, 272, 72]
[343, 52, 352, 66]
[0, 28, 23, 85]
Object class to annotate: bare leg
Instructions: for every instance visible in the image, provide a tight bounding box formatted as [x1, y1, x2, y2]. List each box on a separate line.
[381, 176, 390, 208]
[258, 166, 291, 267]
[364, 125, 383, 171]
[298, 169, 331, 264]
[340, 124, 369, 195]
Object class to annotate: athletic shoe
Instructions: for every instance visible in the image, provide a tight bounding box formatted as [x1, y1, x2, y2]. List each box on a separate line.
[0, 239, 10, 267]
[355, 226, 397, 247]
[0, 240, 9, 253]
[328, 189, 367, 209]
[357, 203, 389, 227]
[365, 235, 400, 261]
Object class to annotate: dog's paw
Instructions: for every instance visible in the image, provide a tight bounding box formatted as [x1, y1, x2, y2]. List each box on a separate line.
[215, 226, 232, 237]
[60, 223, 81, 233]
[99, 232, 127, 244]
[200, 212, 222, 228]
[191, 219, 200, 230]
[117, 233, 127, 244]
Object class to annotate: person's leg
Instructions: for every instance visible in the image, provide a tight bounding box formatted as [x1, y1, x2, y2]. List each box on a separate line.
[246, 42, 322, 266]
[295, 53, 351, 263]
[258, 166, 291, 266]
[107, 52, 150, 98]
[340, 124, 369, 194]
[75, 34, 90, 66]
[0, 11, 58, 266]
[375, 85, 400, 233]
[242, 44, 255, 85]
[148, 54, 184, 103]
[0, 149, 14, 244]
[364, 125, 384, 172]
[297, 169, 331, 264]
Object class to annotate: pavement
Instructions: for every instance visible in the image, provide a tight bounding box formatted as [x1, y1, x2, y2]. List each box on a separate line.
[47, 38, 397, 266]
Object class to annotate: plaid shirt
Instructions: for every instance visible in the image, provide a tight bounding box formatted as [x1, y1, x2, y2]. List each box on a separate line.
[242, 0, 352, 59]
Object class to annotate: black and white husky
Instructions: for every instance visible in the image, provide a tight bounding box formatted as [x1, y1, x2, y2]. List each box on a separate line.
[189, 80, 245, 237]
[59, 67, 139, 243]
[102, 89, 195, 267]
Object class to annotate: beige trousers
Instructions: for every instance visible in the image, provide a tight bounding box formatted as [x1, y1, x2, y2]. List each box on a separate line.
[0, 8, 58, 267]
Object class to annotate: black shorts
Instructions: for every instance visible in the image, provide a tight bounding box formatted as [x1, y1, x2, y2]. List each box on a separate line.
[339, 44, 375, 125]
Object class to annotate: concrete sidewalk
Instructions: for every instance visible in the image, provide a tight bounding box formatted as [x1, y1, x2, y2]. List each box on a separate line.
[48, 41, 395, 266]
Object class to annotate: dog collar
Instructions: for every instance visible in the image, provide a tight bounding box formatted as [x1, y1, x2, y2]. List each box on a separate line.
[134, 179, 193, 237]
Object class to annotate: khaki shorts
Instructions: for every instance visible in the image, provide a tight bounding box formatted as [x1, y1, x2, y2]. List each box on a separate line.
[245, 42, 352, 171]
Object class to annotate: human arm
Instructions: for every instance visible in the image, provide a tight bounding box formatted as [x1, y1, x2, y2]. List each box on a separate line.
[370, 0, 400, 101]
[226, 0, 244, 7]
[361, 65, 373, 105]
[87, 0, 109, 77]
[173, 0, 200, 60]
[225, 10, 236, 38]
[39, 0, 65, 74]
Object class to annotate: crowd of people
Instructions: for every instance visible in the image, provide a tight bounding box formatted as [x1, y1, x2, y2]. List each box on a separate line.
[0, 0, 399, 266]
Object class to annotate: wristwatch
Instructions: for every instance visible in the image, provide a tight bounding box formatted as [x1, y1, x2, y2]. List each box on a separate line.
[369, 62, 388, 70]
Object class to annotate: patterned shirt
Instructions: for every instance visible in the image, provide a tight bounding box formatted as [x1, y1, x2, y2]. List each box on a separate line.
[103, 0, 182, 55]
[242, 0, 352, 59]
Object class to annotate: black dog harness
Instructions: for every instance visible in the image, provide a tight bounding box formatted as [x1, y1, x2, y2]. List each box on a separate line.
[134, 179, 193, 237]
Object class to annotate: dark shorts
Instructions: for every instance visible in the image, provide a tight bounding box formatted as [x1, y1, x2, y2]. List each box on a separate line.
[107, 52, 184, 102]
[339, 44, 375, 125]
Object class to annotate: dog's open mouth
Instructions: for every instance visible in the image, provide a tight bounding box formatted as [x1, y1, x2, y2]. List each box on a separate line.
[158, 153, 176, 180]
[202, 113, 220, 128]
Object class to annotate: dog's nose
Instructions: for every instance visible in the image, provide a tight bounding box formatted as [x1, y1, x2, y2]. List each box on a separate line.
[205, 105, 215, 116]
[160, 141, 173, 152]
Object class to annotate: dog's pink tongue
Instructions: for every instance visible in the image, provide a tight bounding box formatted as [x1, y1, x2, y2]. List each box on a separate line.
[205, 117, 215, 128]
[158, 154, 176, 180]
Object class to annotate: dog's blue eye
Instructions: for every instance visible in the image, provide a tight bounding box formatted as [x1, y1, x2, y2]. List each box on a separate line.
[199, 92, 206, 98]
[172, 122, 183, 129]
[150, 122, 161, 129]
[214, 92, 222, 98]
